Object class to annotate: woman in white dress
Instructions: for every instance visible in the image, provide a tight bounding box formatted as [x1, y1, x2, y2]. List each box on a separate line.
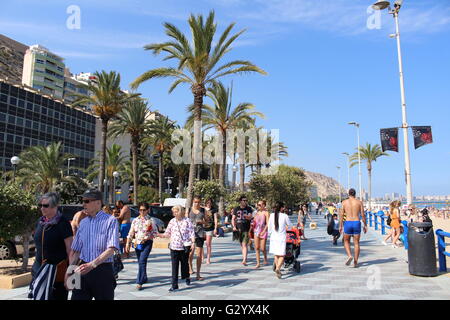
[268, 201, 292, 279]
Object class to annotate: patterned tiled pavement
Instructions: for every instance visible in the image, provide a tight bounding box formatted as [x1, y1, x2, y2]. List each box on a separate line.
[1, 213, 449, 300]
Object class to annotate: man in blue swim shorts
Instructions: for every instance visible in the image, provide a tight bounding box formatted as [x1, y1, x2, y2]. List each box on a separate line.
[339, 188, 367, 268]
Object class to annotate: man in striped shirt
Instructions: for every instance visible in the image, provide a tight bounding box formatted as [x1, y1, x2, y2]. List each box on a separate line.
[65, 189, 120, 300]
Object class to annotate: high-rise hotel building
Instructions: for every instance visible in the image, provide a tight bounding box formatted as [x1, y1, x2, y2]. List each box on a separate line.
[0, 79, 96, 172]
[22, 45, 65, 99]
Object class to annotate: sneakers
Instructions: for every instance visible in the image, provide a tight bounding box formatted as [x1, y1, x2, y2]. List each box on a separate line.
[382, 241, 387, 246]
[392, 244, 399, 249]
[185, 278, 191, 286]
[169, 286, 179, 292]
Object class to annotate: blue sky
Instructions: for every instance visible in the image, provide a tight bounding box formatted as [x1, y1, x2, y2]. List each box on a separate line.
[1, 0, 450, 197]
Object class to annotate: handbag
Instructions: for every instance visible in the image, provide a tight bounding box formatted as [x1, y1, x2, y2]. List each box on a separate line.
[113, 249, 124, 276]
[249, 219, 255, 239]
[386, 215, 392, 226]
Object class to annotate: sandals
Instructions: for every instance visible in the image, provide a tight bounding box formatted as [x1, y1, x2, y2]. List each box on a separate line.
[345, 256, 353, 266]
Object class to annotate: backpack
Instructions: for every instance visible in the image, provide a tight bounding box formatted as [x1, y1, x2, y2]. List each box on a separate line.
[327, 219, 334, 235]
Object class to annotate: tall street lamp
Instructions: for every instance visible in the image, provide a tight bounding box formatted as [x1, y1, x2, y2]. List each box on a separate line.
[348, 122, 362, 200]
[372, 0, 413, 205]
[342, 152, 350, 192]
[67, 157, 76, 176]
[10, 156, 20, 182]
[337, 166, 342, 203]
[113, 171, 120, 203]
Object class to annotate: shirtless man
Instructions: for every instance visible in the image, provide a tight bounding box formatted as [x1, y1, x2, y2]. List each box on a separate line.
[71, 209, 88, 235]
[116, 200, 131, 254]
[340, 188, 367, 268]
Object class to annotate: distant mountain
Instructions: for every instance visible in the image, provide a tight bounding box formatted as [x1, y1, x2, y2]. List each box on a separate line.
[305, 171, 345, 199]
[0, 34, 27, 83]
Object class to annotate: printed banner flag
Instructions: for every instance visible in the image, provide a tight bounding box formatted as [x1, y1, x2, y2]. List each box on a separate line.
[380, 128, 399, 152]
[411, 126, 433, 149]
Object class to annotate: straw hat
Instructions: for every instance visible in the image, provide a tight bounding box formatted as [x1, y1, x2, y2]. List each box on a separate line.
[309, 222, 317, 229]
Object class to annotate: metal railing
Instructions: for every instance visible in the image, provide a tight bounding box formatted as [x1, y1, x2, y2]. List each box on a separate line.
[436, 229, 450, 272]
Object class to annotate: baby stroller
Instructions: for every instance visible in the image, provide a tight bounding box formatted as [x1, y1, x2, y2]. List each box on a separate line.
[284, 226, 301, 273]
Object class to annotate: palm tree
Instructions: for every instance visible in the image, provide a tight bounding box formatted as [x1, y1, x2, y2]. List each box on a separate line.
[130, 10, 267, 210]
[13, 142, 74, 193]
[86, 144, 127, 203]
[72, 70, 139, 194]
[143, 116, 176, 203]
[350, 143, 388, 209]
[120, 157, 156, 187]
[109, 98, 151, 205]
[187, 82, 263, 214]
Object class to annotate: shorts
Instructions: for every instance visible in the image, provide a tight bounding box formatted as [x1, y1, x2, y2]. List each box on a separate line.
[195, 237, 205, 248]
[233, 231, 250, 244]
[120, 223, 131, 239]
[205, 230, 214, 237]
[344, 221, 361, 236]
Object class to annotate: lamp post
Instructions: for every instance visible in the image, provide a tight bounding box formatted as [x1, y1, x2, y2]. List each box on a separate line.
[10, 156, 20, 182]
[113, 171, 120, 203]
[67, 157, 76, 176]
[342, 152, 350, 192]
[103, 178, 108, 204]
[165, 176, 173, 194]
[348, 122, 362, 200]
[337, 166, 342, 203]
[372, 0, 412, 205]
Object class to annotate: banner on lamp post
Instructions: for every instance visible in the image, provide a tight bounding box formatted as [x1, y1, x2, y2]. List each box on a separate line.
[411, 126, 433, 149]
[380, 128, 399, 152]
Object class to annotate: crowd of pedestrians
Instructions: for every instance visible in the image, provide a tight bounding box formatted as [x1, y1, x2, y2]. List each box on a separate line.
[28, 187, 381, 300]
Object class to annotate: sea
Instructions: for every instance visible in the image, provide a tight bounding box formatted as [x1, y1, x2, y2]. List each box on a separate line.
[413, 201, 449, 210]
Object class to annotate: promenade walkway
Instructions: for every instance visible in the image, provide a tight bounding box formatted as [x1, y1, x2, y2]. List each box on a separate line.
[1, 213, 449, 300]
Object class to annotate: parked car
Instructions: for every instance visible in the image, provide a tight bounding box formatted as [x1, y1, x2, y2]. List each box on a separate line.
[0, 235, 35, 260]
[59, 204, 84, 222]
[129, 205, 167, 232]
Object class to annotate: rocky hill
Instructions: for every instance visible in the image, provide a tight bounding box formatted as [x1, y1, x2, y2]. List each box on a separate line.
[305, 171, 346, 199]
[0, 34, 27, 83]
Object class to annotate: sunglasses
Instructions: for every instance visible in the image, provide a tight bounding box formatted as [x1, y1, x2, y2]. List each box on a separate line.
[38, 204, 50, 208]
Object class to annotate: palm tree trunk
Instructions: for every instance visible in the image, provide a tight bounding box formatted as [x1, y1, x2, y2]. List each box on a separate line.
[131, 137, 139, 206]
[218, 131, 226, 216]
[158, 152, 163, 203]
[240, 163, 245, 192]
[99, 118, 108, 194]
[231, 154, 237, 192]
[110, 177, 114, 204]
[178, 174, 185, 196]
[186, 86, 204, 212]
[368, 167, 372, 210]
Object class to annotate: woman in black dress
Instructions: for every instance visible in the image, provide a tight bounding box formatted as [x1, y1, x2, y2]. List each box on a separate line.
[31, 192, 73, 300]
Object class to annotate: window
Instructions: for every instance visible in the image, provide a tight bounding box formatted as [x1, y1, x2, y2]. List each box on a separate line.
[0, 113, 5, 122]
[24, 138, 30, 146]
[32, 139, 38, 146]
[9, 97, 17, 106]
[34, 105, 40, 113]
[40, 124, 46, 132]
[26, 102, 33, 111]
[7, 115, 15, 124]
[18, 99, 25, 108]
[15, 136, 22, 145]
[26, 120, 32, 128]
[48, 109, 53, 117]
[36, 59, 44, 64]
[41, 107, 47, 115]
[0, 94, 7, 103]
[6, 134, 13, 142]
[16, 117, 24, 127]
[33, 122, 39, 130]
